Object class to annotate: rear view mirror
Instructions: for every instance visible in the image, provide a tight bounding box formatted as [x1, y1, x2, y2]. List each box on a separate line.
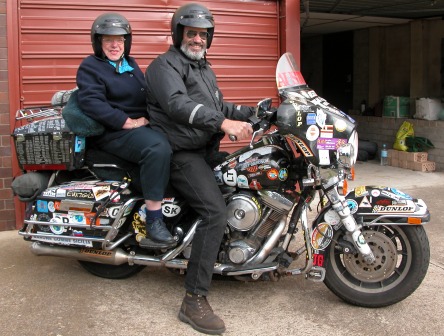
[256, 98, 273, 118]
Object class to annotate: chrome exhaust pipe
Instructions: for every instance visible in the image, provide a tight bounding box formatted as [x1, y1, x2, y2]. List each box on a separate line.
[31, 242, 130, 265]
[30, 242, 169, 267]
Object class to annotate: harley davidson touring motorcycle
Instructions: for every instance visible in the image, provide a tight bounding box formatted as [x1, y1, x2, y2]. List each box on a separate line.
[13, 52, 430, 308]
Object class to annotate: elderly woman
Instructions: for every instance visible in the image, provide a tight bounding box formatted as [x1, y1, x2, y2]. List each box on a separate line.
[76, 13, 174, 248]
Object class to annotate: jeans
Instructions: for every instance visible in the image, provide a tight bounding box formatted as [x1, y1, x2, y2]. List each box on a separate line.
[99, 126, 171, 201]
[170, 150, 227, 296]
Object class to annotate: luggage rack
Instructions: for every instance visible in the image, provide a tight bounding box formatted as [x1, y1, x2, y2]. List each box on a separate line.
[15, 106, 62, 124]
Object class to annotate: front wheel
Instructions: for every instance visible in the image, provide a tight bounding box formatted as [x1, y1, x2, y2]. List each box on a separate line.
[324, 225, 430, 307]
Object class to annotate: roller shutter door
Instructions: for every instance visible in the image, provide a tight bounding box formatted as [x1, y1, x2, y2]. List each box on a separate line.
[16, 0, 279, 109]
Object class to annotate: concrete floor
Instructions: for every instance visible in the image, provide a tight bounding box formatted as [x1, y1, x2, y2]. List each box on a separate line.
[0, 160, 443, 336]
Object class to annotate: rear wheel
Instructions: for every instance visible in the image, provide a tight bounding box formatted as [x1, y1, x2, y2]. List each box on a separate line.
[78, 261, 146, 279]
[324, 225, 430, 307]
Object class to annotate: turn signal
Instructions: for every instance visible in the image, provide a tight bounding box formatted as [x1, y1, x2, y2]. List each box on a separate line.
[341, 179, 348, 196]
[407, 217, 422, 225]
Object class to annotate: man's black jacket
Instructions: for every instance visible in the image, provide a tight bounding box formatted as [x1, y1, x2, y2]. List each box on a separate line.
[145, 46, 254, 152]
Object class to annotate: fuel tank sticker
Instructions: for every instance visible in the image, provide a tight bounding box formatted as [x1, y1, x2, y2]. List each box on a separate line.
[267, 168, 279, 180]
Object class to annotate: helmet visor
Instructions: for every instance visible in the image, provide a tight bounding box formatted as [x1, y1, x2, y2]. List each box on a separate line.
[95, 22, 131, 35]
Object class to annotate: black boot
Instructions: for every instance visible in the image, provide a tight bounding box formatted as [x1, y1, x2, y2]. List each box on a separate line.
[139, 218, 176, 248]
[179, 292, 226, 335]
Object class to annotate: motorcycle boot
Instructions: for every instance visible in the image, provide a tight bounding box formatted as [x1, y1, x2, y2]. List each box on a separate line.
[178, 292, 226, 335]
[139, 218, 176, 249]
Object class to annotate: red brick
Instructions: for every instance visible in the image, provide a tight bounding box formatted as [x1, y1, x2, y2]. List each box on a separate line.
[0, 81, 8, 92]
[0, 146, 11, 156]
[0, 187, 12, 199]
[0, 113, 10, 124]
[0, 124, 10, 134]
[0, 219, 18, 231]
[3, 176, 12, 188]
[0, 69, 7, 80]
[1, 135, 10, 145]
[4, 199, 14, 210]
[2, 156, 12, 168]
[0, 167, 12, 179]
[0, 103, 10, 114]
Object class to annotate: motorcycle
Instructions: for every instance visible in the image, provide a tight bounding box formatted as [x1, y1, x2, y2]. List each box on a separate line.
[13, 52, 430, 308]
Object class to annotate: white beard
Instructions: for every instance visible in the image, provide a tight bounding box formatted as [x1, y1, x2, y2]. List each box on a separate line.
[181, 42, 206, 61]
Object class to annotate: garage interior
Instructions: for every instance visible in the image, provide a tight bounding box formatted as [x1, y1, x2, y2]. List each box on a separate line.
[299, 1, 444, 170]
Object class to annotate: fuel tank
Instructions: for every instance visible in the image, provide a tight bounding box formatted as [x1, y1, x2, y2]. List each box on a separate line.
[214, 139, 290, 191]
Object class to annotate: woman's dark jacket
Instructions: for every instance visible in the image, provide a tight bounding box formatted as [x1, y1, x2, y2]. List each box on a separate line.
[76, 55, 148, 145]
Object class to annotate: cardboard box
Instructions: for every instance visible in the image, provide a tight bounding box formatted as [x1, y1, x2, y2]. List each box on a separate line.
[383, 96, 410, 118]
[408, 161, 436, 172]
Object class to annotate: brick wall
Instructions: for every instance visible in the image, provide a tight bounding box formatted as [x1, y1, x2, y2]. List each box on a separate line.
[0, 0, 15, 231]
[354, 115, 444, 172]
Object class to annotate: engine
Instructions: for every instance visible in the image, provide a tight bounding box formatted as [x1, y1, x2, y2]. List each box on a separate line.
[225, 191, 294, 264]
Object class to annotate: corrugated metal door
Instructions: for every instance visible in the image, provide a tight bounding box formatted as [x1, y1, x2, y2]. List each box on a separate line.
[16, 0, 279, 110]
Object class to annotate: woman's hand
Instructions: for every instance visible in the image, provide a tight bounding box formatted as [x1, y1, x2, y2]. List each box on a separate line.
[123, 117, 149, 129]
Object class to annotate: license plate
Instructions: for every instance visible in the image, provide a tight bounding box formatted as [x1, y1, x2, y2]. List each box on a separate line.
[31, 235, 93, 247]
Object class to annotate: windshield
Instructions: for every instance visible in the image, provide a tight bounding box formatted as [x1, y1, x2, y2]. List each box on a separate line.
[276, 53, 306, 92]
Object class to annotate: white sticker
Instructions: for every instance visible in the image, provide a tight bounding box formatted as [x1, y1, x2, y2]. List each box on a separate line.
[306, 125, 320, 141]
[237, 175, 249, 188]
[162, 204, 181, 217]
[223, 169, 237, 187]
[324, 209, 341, 226]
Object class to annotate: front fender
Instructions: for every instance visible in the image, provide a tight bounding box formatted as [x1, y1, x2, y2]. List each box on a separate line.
[309, 185, 430, 269]
[344, 185, 430, 225]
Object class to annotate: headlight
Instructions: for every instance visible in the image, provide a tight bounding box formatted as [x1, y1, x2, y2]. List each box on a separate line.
[337, 130, 358, 167]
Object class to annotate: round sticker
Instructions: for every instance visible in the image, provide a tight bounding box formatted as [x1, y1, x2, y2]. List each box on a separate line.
[371, 189, 381, 197]
[334, 119, 347, 132]
[47, 201, 55, 212]
[306, 125, 320, 141]
[311, 223, 333, 250]
[347, 199, 359, 214]
[267, 168, 279, 180]
[223, 169, 237, 187]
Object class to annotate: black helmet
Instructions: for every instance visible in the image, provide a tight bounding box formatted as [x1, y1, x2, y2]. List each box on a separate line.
[171, 3, 215, 49]
[91, 13, 132, 58]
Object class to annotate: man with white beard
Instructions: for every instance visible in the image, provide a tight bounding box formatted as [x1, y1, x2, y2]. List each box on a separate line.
[145, 3, 255, 335]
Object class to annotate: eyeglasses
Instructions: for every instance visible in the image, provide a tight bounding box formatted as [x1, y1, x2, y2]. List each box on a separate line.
[185, 30, 209, 40]
[102, 37, 125, 45]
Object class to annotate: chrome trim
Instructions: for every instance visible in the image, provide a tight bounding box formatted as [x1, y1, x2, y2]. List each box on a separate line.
[245, 216, 286, 265]
[23, 219, 112, 230]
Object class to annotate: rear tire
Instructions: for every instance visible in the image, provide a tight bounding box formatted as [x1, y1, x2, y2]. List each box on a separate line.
[324, 225, 430, 307]
[78, 261, 145, 279]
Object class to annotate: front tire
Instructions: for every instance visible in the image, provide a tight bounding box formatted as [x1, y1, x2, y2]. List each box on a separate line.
[324, 225, 430, 307]
[78, 261, 146, 279]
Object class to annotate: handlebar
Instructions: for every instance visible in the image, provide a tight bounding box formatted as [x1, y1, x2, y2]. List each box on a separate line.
[228, 109, 275, 147]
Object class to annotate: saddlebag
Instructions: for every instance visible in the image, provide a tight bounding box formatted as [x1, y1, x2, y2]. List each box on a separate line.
[19, 179, 143, 248]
